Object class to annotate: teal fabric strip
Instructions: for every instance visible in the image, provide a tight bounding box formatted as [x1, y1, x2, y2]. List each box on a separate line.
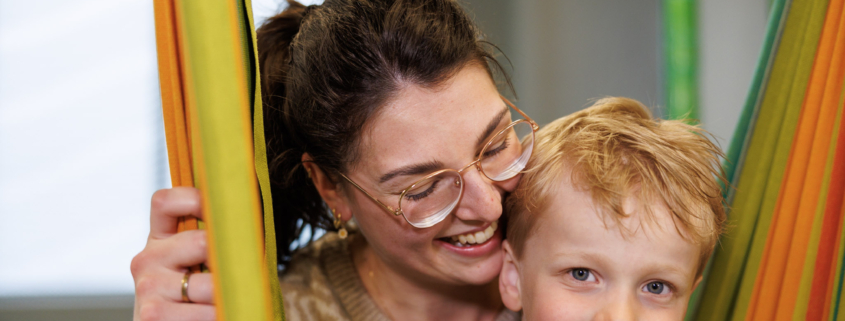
[835, 217, 845, 320]
[723, 0, 790, 201]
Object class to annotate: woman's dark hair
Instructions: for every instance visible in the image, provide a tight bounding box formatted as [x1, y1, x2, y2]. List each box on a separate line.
[258, 0, 510, 267]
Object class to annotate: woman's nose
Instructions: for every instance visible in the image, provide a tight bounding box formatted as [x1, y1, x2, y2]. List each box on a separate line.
[452, 166, 502, 223]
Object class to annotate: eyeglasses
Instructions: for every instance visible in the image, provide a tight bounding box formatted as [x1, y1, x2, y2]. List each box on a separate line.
[337, 98, 538, 228]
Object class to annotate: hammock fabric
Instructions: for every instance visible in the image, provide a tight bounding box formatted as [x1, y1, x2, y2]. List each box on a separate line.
[152, 0, 284, 320]
[690, 0, 845, 319]
[149, 0, 845, 319]
[663, 0, 700, 121]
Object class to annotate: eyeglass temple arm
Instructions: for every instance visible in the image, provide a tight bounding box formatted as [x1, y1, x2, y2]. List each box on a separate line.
[336, 172, 402, 216]
[501, 96, 539, 131]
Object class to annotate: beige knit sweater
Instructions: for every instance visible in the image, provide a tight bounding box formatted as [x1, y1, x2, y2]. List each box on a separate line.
[279, 232, 520, 321]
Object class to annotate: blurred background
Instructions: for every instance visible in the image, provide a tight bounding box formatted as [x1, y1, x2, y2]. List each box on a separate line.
[0, 0, 767, 320]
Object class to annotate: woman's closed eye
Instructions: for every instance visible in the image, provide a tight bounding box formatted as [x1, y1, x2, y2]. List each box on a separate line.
[482, 136, 509, 158]
[405, 179, 440, 202]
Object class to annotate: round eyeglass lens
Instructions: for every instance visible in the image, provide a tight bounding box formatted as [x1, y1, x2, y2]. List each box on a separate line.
[398, 170, 463, 228]
[480, 121, 535, 181]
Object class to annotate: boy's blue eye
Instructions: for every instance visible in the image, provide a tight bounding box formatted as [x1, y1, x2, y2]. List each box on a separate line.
[571, 268, 591, 281]
[645, 281, 666, 294]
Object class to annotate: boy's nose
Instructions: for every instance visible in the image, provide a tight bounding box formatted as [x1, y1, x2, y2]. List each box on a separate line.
[593, 292, 637, 321]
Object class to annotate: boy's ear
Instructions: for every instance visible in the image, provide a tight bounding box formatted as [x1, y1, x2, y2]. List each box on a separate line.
[301, 153, 352, 221]
[499, 240, 523, 312]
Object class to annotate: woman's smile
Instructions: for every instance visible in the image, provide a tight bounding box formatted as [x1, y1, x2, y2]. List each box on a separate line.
[435, 221, 502, 257]
[345, 63, 513, 286]
[442, 221, 498, 246]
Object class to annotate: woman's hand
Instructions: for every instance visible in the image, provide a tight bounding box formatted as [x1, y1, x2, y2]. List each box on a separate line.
[131, 187, 216, 321]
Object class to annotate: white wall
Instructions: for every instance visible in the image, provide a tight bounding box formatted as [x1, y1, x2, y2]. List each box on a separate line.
[465, 0, 662, 125]
[0, 0, 162, 298]
[466, 0, 769, 147]
[699, 0, 769, 147]
[0, 1, 162, 320]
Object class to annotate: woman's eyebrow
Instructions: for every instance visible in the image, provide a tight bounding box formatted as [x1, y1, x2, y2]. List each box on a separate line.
[379, 160, 444, 184]
[377, 104, 508, 185]
[475, 105, 510, 147]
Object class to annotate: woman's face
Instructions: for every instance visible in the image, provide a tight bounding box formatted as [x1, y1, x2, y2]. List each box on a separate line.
[342, 63, 519, 286]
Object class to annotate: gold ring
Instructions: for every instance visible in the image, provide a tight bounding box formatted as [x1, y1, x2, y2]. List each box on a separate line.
[181, 270, 193, 303]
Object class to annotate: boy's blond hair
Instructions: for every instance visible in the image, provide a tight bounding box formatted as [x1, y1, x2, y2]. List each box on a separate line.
[505, 97, 726, 276]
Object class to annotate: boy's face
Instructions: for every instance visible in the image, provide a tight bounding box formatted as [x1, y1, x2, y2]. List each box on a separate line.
[500, 179, 702, 320]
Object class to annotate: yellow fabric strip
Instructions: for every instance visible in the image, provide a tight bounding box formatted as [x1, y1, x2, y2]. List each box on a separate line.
[175, 1, 273, 320]
[240, 0, 286, 319]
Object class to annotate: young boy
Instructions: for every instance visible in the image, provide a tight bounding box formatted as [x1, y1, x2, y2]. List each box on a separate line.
[499, 97, 726, 320]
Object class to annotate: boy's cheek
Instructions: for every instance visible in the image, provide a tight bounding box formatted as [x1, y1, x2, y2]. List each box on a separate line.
[522, 277, 594, 321]
[642, 293, 696, 320]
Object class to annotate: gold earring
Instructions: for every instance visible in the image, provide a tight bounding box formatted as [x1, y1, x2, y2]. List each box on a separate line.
[331, 208, 348, 239]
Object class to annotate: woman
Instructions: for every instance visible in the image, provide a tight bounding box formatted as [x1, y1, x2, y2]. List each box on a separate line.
[131, 0, 536, 320]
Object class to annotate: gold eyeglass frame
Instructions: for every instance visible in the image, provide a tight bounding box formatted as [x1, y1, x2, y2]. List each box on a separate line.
[336, 97, 538, 228]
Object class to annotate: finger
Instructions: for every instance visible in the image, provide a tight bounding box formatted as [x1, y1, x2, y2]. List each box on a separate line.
[150, 187, 204, 240]
[137, 300, 216, 321]
[150, 229, 208, 269]
[180, 272, 214, 304]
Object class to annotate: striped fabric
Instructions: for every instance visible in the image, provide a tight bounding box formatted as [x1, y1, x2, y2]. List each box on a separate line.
[152, 0, 282, 320]
[689, 0, 845, 319]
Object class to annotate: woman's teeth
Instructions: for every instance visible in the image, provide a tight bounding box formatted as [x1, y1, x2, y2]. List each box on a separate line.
[448, 221, 498, 246]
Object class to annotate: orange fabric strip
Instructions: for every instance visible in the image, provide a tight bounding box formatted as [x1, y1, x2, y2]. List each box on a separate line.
[153, 0, 200, 269]
[776, 1, 845, 318]
[808, 7, 845, 317]
[746, 0, 839, 319]
[810, 93, 845, 320]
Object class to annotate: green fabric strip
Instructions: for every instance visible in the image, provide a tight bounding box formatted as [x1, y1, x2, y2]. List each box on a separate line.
[691, 0, 829, 318]
[723, 0, 789, 197]
[663, 0, 699, 121]
[685, 1, 788, 319]
[836, 226, 845, 320]
[833, 78, 845, 321]
[836, 193, 845, 321]
[730, 0, 828, 319]
[178, 1, 273, 320]
[692, 0, 791, 319]
[241, 0, 286, 319]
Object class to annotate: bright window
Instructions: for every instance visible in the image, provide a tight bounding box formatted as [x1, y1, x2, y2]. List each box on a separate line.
[0, 0, 163, 296]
